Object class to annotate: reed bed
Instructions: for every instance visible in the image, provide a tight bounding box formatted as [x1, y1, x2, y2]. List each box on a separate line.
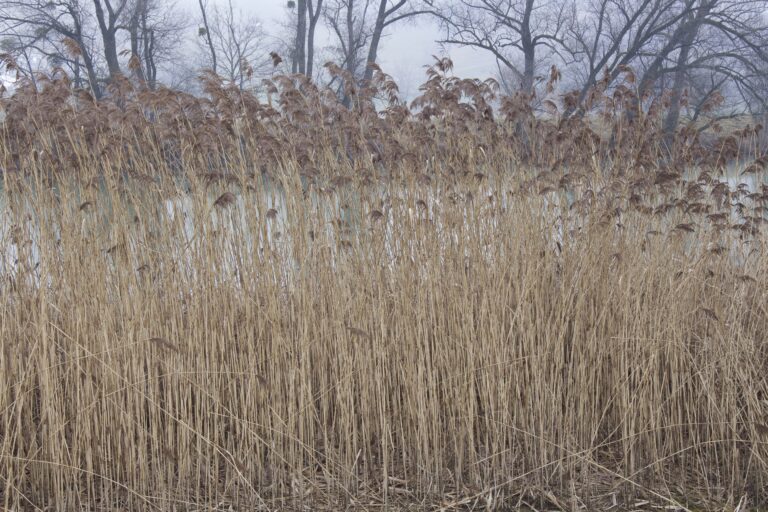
[1, 59, 768, 510]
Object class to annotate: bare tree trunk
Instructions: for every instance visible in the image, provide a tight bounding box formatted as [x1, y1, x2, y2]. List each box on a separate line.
[362, 0, 387, 83]
[296, 0, 307, 74]
[198, 0, 217, 74]
[338, 0, 357, 108]
[128, 0, 147, 82]
[662, 5, 712, 142]
[80, 43, 102, 97]
[92, 0, 122, 81]
[70, 15, 102, 96]
[306, 0, 323, 78]
[662, 35, 694, 145]
[142, 11, 157, 89]
[73, 56, 82, 89]
[345, 0, 355, 76]
[362, 0, 424, 84]
[520, 0, 535, 93]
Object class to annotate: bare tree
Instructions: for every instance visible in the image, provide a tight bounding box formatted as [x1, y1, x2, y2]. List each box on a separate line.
[0, 28, 48, 89]
[679, 0, 768, 122]
[195, 0, 270, 89]
[305, 0, 324, 77]
[324, 0, 430, 83]
[286, 0, 323, 77]
[296, 0, 307, 73]
[362, 0, 433, 83]
[0, 0, 104, 95]
[562, 0, 692, 114]
[123, 0, 186, 89]
[430, 0, 571, 93]
[0, 0, 193, 96]
[563, 0, 768, 129]
[92, 0, 128, 80]
[324, 0, 373, 78]
[198, 0, 217, 74]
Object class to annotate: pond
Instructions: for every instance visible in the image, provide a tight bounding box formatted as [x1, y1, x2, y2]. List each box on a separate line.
[0, 163, 766, 292]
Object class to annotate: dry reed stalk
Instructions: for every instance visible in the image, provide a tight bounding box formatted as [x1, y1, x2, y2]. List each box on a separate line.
[0, 61, 767, 511]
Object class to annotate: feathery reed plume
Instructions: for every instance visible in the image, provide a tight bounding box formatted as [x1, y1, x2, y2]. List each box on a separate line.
[0, 57, 767, 512]
[213, 191, 237, 209]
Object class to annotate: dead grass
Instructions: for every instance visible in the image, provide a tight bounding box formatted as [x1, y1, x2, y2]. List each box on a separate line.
[0, 59, 767, 511]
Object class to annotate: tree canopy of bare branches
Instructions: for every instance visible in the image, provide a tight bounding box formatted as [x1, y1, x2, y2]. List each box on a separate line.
[0, 0, 185, 96]
[431, 0, 572, 93]
[0, 0, 766, 132]
[564, 0, 768, 129]
[196, 0, 270, 90]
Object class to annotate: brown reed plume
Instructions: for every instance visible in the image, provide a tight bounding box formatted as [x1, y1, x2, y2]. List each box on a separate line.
[0, 59, 767, 511]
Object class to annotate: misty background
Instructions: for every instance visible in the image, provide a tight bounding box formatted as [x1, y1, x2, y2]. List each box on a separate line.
[0, 0, 766, 128]
[242, 0, 497, 93]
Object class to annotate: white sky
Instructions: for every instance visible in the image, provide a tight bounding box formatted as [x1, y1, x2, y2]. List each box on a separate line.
[183, 0, 499, 92]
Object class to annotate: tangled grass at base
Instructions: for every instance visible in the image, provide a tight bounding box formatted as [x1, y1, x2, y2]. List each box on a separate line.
[1, 60, 768, 510]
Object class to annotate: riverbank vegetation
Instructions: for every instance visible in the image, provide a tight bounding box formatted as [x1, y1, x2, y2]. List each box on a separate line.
[1, 60, 768, 510]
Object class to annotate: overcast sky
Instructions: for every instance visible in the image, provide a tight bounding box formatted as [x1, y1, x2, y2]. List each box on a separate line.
[184, 0, 499, 93]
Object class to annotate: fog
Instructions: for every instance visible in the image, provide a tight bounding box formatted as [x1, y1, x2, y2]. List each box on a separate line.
[180, 0, 499, 90]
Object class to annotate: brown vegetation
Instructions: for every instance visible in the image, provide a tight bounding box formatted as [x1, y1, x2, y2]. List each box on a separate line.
[1, 60, 768, 510]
